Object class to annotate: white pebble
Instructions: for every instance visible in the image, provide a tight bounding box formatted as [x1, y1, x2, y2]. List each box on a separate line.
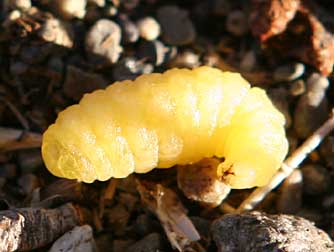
[51, 0, 87, 19]
[7, 0, 31, 10]
[137, 17, 161, 41]
[49, 225, 97, 252]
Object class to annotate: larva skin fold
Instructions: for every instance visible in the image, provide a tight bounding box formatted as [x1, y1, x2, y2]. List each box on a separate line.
[42, 66, 288, 189]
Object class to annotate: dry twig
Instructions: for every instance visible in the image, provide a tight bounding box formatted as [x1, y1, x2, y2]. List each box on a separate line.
[0, 203, 84, 252]
[0, 97, 29, 130]
[0, 127, 42, 151]
[237, 109, 334, 212]
[137, 180, 200, 252]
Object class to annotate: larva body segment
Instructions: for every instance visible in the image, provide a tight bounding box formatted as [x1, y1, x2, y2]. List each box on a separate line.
[42, 66, 288, 188]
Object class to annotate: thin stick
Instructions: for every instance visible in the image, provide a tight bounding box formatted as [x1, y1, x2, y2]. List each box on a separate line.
[236, 110, 334, 212]
[0, 127, 42, 151]
[0, 97, 29, 130]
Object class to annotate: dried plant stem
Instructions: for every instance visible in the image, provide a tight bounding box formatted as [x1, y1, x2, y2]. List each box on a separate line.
[237, 110, 334, 212]
[0, 97, 29, 130]
[0, 127, 42, 151]
[0, 203, 83, 252]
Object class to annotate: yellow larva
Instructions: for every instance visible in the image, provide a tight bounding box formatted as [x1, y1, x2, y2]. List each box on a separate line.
[42, 66, 288, 189]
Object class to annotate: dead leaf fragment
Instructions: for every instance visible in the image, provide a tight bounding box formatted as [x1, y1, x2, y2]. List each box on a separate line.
[250, 0, 334, 76]
[137, 180, 200, 252]
[250, 0, 301, 41]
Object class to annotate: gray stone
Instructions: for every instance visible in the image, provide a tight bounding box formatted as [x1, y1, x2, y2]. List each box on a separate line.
[63, 65, 107, 100]
[211, 212, 334, 252]
[157, 5, 196, 45]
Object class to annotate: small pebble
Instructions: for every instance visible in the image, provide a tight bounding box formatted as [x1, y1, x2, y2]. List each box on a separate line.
[49, 225, 97, 252]
[268, 87, 292, 128]
[38, 18, 74, 48]
[2, 10, 21, 27]
[276, 169, 303, 214]
[157, 5, 196, 45]
[306, 73, 329, 106]
[273, 62, 305, 82]
[50, 0, 87, 19]
[168, 50, 200, 68]
[137, 17, 161, 41]
[302, 164, 331, 195]
[119, 15, 139, 44]
[240, 50, 256, 72]
[137, 40, 168, 66]
[294, 73, 329, 138]
[85, 19, 123, 65]
[225, 10, 248, 36]
[7, 0, 31, 10]
[112, 57, 153, 81]
[125, 233, 166, 252]
[63, 65, 108, 100]
[289, 79, 306, 96]
[294, 95, 329, 138]
[211, 212, 334, 252]
[105, 6, 118, 16]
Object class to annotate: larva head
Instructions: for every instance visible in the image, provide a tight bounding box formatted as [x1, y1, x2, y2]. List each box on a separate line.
[42, 117, 96, 183]
[42, 104, 121, 183]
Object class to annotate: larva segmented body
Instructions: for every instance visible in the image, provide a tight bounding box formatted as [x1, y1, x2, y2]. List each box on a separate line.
[42, 66, 288, 188]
